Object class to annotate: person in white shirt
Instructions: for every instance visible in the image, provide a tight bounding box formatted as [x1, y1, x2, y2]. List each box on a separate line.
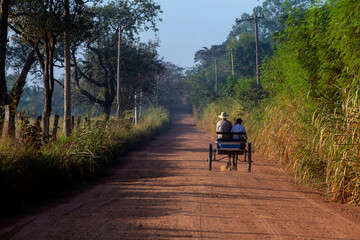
[231, 118, 247, 139]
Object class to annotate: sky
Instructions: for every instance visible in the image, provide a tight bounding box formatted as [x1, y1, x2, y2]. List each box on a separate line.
[140, 0, 265, 69]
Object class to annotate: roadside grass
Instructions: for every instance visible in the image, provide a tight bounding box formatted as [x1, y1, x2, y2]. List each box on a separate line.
[194, 89, 360, 205]
[0, 107, 170, 217]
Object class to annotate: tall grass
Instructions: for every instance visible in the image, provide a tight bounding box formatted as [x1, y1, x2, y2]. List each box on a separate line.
[249, 98, 328, 189]
[195, 87, 360, 205]
[0, 107, 170, 217]
[311, 86, 360, 204]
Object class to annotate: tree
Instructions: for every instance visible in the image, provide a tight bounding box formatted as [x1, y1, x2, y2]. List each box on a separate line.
[228, 0, 313, 41]
[73, 0, 162, 120]
[0, 0, 36, 139]
[63, 0, 71, 137]
[9, 0, 96, 140]
[185, 0, 294, 108]
[147, 62, 184, 107]
[74, 40, 162, 119]
[194, 45, 227, 67]
[1, 49, 35, 138]
[0, 0, 10, 131]
[9, 0, 61, 139]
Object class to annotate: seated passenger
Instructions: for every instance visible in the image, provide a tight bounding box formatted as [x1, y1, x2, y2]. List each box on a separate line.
[231, 118, 247, 140]
[216, 112, 232, 140]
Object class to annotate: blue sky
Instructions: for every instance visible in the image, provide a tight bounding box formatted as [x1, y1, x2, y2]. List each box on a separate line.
[140, 0, 265, 68]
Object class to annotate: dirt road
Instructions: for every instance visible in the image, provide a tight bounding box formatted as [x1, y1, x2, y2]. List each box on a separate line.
[2, 104, 360, 240]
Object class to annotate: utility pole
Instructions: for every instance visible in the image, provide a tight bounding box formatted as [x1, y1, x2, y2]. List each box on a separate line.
[139, 89, 143, 117]
[116, 26, 122, 118]
[231, 48, 235, 76]
[134, 90, 138, 125]
[155, 76, 159, 107]
[215, 59, 218, 97]
[236, 14, 264, 88]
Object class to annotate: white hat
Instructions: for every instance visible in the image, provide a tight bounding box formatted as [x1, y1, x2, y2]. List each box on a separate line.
[218, 112, 229, 119]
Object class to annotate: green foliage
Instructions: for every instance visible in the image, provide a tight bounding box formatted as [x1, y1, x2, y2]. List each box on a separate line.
[224, 76, 265, 108]
[184, 0, 282, 108]
[73, 0, 163, 117]
[227, 33, 257, 77]
[325, 0, 360, 85]
[256, 0, 360, 204]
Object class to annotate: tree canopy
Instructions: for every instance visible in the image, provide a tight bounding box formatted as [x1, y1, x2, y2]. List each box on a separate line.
[1, 0, 165, 137]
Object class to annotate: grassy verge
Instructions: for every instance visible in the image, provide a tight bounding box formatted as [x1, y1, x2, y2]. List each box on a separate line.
[0, 107, 170, 217]
[194, 91, 360, 205]
[194, 97, 327, 189]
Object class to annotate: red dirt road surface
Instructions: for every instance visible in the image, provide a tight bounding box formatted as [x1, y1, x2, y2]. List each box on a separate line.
[2, 104, 360, 240]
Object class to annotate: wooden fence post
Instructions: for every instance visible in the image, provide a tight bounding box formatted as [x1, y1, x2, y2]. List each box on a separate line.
[52, 114, 59, 140]
[71, 115, 74, 132]
[1, 105, 11, 138]
[19, 117, 29, 139]
[36, 115, 42, 127]
[76, 116, 81, 129]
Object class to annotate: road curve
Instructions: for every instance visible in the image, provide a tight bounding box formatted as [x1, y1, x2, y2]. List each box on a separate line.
[1, 104, 360, 240]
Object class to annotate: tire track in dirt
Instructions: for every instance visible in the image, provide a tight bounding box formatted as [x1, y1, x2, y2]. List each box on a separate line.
[1, 104, 360, 239]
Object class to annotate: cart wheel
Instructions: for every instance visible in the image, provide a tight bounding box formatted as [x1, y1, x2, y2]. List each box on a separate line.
[248, 142, 252, 172]
[209, 143, 212, 171]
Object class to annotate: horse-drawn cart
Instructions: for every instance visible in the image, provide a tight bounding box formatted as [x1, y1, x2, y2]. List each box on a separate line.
[207, 132, 252, 172]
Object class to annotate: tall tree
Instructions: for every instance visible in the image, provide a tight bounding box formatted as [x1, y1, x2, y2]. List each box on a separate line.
[0, 0, 36, 138]
[9, 0, 65, 140]
[72, 0, 162, 119]
[9, 0, 96, 140]
[184, 0, 299, 107]
[0, 0, 10, 121]
[1, 49, 35, 138]
[73, 40, 162, 119]
[63, 0, 71, 137]
[147, 62, 184, 107]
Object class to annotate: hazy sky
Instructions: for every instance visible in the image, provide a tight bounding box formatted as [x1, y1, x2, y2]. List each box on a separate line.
[140, 0, 265, 68]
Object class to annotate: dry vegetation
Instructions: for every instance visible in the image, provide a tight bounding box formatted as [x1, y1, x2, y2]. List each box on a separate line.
[0, 107, 170, 217]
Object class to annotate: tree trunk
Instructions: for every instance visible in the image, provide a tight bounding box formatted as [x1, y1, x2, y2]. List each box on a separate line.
[116, 26, 121, 118]
[0, 0, 10, 132]
[1, 50, 35, 138]
[63, 0, 71, 137]
[9, 50, 35, 106]
[0, 0, 9, 105]
[103, 103, 111, 122]
[42, 90, 51, 141]
[42, 43, 51, 141]
[1, 104, 12, 138]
